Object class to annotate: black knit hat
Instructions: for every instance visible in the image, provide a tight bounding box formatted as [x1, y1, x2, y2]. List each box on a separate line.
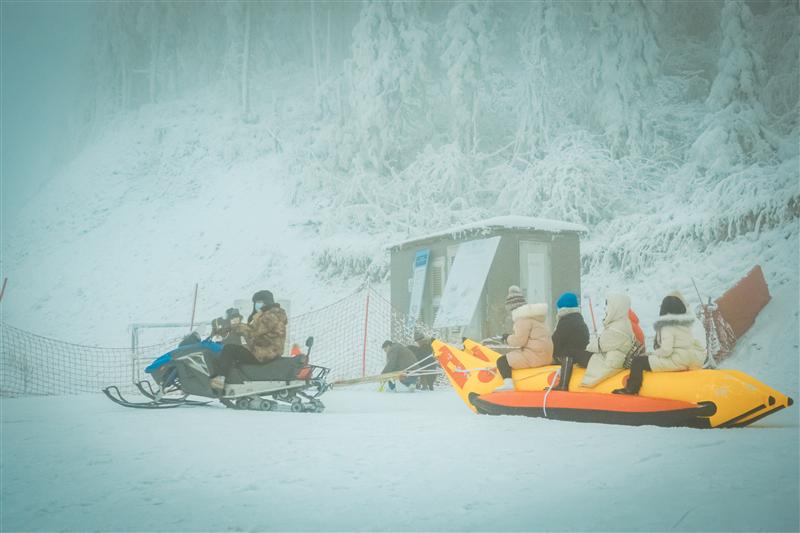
[659, 295, 686, 316]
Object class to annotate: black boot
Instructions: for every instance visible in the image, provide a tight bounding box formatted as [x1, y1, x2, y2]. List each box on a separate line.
[556, 356, 574, 391]
[613, 356, 650, 395]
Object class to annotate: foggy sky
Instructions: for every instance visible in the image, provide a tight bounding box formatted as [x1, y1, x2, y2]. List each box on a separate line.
[1, 1, 91, 225]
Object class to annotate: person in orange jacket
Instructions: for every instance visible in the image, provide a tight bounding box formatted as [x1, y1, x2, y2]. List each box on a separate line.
[628, 308, 645, 347]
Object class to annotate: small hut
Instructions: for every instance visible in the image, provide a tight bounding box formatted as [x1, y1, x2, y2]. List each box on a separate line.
[388, 216, 586, 341]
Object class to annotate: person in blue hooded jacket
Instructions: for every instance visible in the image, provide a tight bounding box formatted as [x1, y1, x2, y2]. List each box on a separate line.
[550, 292, 590, 391]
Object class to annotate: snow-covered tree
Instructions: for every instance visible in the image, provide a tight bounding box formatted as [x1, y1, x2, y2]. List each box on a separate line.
[757, 0, 798, 157]
[440, 1, 495, 154]
[512, 1, 568, 158]
[345, 1, 431, 172]
[586, 0, 660, 157]
[687, 0, 774, 176]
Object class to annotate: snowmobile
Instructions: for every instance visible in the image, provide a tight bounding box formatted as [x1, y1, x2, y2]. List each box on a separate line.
[103, 334, 331, 412]
[434, 339, 793, 428]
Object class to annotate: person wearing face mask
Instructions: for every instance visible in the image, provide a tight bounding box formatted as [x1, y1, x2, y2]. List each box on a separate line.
[209, 290, 288, 392]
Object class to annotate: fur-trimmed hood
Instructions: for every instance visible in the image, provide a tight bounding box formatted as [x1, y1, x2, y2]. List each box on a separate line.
[556, 307, 582, 319]
[512, 303, 548, 321]
[654, 313, 696, 330]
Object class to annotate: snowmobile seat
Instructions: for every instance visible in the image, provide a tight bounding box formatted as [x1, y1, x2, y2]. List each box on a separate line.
[232, 357, 303, 382]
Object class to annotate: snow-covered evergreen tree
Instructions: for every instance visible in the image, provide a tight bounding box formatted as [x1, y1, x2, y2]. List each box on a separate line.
[440, 1, 495, 155]
[586, 0, 660, 157]
[688, 0, 774, 177]
[344, 1, 431, 173]
[512, 1, 563, 158]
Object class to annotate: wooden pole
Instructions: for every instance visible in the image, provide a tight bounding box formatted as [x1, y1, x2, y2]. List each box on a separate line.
[189, 283, 199, 332]
[588, 296, 598, 336]
[335, 371, 404, 387]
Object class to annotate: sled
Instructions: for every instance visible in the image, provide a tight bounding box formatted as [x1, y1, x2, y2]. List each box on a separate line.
[435, 339, 794, 428]
[432, 339, 503, 412]
[470, 390, 716, 427]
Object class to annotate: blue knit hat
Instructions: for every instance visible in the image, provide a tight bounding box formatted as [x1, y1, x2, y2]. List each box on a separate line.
[556, 292, 579, 309]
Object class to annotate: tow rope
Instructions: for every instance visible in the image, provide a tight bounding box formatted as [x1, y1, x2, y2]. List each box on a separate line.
[542, 367, 561, 418]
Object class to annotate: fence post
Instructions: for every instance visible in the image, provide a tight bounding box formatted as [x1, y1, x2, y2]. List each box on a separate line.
[361, 286, 370, 378]
[131, 326, 139, 385]
[189, 283, 199, 332]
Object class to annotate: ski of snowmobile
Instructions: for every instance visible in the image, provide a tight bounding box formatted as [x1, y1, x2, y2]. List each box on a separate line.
[102, 386, 192, 409]
[135, 380, 212, 406]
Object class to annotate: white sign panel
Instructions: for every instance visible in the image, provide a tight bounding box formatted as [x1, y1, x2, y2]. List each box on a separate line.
[408, 249, 429, 324]
[433, 236, 501, 328]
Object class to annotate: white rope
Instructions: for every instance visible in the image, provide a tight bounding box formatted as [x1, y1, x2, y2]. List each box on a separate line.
[402, 354, 435, 372]
[542, 367, 561, 418]
[452, 366, 497, 374]
[400, 357, 443, 381]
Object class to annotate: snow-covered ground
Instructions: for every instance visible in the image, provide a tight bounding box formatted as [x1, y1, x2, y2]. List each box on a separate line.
[2, 282, 798, 532]
[1, 387, 797, 532]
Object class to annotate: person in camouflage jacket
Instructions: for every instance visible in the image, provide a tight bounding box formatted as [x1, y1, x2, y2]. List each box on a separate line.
[233, 290, 288, 362]
[209, 290, 287, 391]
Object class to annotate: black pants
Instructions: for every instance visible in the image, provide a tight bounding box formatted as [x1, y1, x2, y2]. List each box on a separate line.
[419, 373, 436, 390]
[556, 350, 592, 368]
[213, 344, 258, 379]
[496, 355, 513, 379]
[499, 351, 590, 381]
[626, 356, 653, 393]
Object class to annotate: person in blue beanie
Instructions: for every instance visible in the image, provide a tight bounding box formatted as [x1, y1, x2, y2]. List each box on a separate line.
[550, 292, 591, 391]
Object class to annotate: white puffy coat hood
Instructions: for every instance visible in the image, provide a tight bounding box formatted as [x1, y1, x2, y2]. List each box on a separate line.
[512, 303, 548, 322]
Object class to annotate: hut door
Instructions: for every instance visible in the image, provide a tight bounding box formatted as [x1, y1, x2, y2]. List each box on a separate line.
[519, 241, 552, 327]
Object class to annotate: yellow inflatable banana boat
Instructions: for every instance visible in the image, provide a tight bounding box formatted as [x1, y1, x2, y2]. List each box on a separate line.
[433, 339, 794, 428]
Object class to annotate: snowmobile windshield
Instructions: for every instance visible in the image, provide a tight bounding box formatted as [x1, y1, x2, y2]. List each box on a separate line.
[144, 340, 224, 374]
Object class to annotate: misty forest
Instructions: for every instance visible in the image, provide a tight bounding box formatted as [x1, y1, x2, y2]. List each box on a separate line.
[7, 2, 798, 299]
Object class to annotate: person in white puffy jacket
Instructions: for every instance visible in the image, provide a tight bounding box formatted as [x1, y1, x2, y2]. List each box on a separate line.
[613, 291, 707, 395]
[580, 293, 635, 388]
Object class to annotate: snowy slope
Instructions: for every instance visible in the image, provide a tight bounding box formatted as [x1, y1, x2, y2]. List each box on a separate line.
[2, 100, 370, 345]
[1, 388, 797, 532]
